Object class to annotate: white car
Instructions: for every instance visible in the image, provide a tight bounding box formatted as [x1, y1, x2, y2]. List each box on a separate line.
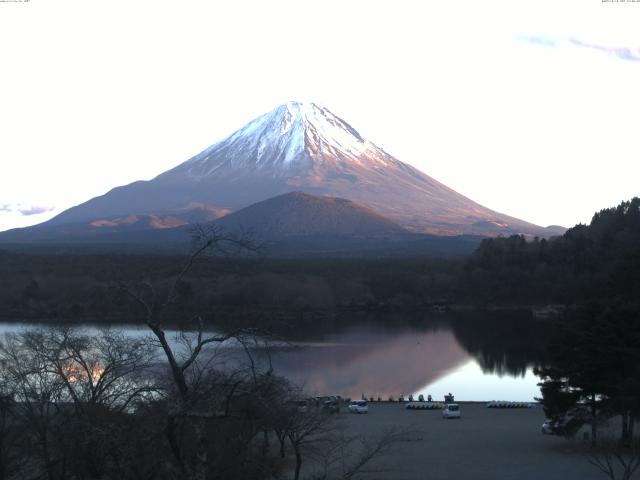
[442, 403, 461, 419]
[348, 400, 369, 414]
[541, 419, 554, 434]
[541, 417, 570, 435]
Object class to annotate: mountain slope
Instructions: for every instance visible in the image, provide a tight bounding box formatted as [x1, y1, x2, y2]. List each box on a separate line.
[0, 191, 485, 257]
[213, 191, 407, 238]
[0, 203, 229, 242]
[4, 101, 563, 239]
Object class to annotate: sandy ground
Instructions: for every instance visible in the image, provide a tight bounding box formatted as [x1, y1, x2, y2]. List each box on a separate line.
[332, 402, 605, 480]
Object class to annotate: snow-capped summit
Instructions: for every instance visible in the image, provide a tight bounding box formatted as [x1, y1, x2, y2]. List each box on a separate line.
[23, 101, 564, 238]
[171, 101, 396, 179]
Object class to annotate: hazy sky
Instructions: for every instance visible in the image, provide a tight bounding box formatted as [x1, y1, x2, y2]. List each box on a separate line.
[1, 0, 639, 232]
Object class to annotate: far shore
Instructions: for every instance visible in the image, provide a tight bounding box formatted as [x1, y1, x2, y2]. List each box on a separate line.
[0, 302, 569, 326]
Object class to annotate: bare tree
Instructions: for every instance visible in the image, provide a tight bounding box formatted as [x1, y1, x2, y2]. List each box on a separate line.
[22, 328, 159, 411]
[305, 426, 415, 480]
[115, 226, 408, 480]
[0, 326, 165, 480]
[0, 225, 410, 480]
[117, 226, 263, 480]
[0, 330, 68, 480]
[587, 437, 640, 480]
[0, 391, 25, 480]
[286, 407, 338, 480]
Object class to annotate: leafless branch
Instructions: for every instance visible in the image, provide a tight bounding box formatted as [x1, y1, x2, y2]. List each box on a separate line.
[586, 437, 640, 480]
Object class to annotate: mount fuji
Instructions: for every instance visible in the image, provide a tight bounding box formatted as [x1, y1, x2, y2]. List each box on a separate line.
[0, 101, 564, 246]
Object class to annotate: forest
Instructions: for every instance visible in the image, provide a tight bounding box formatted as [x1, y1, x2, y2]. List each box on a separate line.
[463, 197, 640, 306]
[0, 199, 639, 478]
[1, 198, 639, 326]
[0, 252, 463, 325]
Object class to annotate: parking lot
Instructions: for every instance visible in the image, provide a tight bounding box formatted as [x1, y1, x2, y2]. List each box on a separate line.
[337, 402, 605, 480]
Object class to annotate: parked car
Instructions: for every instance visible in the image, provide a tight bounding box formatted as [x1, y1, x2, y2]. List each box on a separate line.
[322, 399, 340, 414]
[348, 400, 369, 414]
[541, 417, 570, 435]
[442, 403, 461, 419]
[541, 419, 555, 434]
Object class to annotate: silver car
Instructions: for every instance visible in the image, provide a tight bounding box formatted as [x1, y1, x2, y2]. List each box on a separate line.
[442, 403, 461, 419]
[348, 400, 369, 414]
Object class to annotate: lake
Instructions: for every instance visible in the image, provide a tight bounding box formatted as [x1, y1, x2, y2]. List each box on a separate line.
[0, 311, 549, 402]
[260, 313, 546, 402]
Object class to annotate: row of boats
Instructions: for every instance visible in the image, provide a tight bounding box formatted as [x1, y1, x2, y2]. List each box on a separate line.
[486, 401, 534, 408]
[402, 401, 534, 409]
[406, 402, 446, 410]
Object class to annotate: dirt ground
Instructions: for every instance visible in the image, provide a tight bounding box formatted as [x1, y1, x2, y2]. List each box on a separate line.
[335, 402, 605, 480]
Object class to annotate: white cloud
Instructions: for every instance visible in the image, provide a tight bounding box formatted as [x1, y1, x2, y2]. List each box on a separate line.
[516, 34, 640, 62]
[569, 38, 640, 62]
[0, 203, 56, 216]
[16, 205, 56, 216]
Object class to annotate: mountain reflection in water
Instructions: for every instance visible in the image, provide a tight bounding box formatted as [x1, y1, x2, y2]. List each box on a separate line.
[266, 329, 468, 400]
[257, 313, 548, 401]
[0, 312, 549, 402]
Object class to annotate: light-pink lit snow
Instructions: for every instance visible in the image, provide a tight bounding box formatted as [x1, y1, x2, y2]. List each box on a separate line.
[181, 101, 397, 178]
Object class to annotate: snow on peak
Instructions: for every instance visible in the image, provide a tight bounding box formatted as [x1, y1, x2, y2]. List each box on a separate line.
[178, 101, 394, 178]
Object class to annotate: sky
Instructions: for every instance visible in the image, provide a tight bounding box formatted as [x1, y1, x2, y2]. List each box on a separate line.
[1, 0, 639, 232]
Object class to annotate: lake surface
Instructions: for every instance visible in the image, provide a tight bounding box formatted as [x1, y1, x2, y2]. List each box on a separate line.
[260, 317, 544, 402]
[0, 312, 548, 402]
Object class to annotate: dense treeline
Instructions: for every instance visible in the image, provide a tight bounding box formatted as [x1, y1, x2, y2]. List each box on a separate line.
[463, 197, 640, 305]
[489, 199, 640, 455]
[0, 253, 462, 324]
[535, 304, 640, 448]
[451, 198, 640, 454]
[2, 198, 639, 325]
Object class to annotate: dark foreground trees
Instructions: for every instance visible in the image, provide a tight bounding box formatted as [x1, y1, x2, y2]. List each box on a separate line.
[0, 326, 404, 480]
[534, 304, 640, 480]
[0, 227, 405, 480]
[0, 327, 162, 480]
[535, 305, 640, 449]
[587, 437, 640, 480]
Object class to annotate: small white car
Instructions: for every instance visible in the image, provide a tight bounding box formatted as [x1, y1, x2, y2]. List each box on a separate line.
[348, 400, 369, 414]
[541, 417, 570, 435]
[541, 419, 554, 434]
[442, 403, 461, 419]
